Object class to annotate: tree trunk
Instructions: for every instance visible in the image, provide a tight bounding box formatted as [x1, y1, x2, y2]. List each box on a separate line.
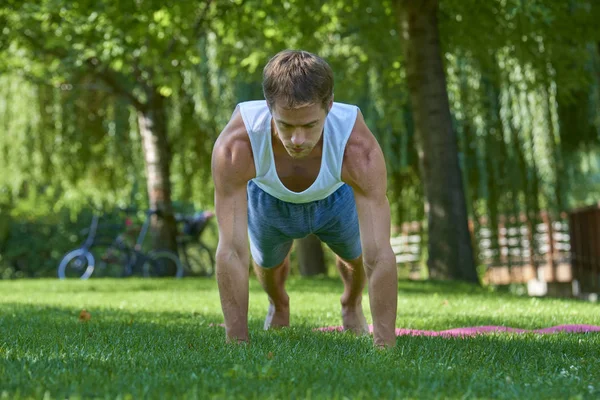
[137, 92, 178, 261]
[296, 235, 326, 276]
[393, 0, 478, 283]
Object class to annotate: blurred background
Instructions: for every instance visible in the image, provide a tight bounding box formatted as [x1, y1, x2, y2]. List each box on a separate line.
[0, 0, 599, 298]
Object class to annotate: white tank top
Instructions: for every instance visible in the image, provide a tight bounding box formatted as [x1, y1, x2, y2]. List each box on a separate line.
[239, 100, 358, 204]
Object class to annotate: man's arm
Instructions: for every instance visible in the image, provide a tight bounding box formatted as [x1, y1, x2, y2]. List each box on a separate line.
[212, 108, 255, 343]
[343, 112, 398, 348]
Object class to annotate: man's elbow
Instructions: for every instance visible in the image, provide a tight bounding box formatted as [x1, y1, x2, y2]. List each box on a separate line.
[216, 246, 248, 269]
[362, 247, 396, 274]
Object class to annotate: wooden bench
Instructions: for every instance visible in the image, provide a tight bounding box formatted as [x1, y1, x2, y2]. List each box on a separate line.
[390, 234, 422, 279]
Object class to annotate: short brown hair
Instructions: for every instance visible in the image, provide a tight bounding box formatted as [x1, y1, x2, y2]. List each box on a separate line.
[262, 50, 334, 111]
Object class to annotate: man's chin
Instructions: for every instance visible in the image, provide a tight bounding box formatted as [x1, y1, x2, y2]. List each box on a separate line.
[287, 150, 308, 158]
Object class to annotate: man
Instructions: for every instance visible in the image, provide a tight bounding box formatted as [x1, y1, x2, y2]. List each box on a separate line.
[211, 50, 397, 348]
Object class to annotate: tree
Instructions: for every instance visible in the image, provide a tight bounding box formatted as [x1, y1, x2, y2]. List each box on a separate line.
[3, 0, 600, 280]
[392, 0, 478, 283]
[1, 0, 227, 256]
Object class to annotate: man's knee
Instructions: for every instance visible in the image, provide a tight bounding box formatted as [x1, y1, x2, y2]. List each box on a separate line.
[337, 254, 363, 269]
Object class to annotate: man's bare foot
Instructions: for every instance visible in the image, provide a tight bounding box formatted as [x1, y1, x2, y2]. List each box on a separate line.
[264, 303, 289, 330]
[342, 306, 369, 335]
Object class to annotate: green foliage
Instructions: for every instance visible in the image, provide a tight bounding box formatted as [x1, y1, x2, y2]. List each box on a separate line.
[3, 0, 215, 91]
[2, 0, 600, 275]
[0, 208, 88, 279]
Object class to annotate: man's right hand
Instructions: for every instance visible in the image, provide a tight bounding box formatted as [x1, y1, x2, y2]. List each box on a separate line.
[211, 106, 256, 344]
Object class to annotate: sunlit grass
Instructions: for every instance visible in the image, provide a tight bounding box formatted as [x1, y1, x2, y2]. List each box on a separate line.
[1, 278, 599, 399]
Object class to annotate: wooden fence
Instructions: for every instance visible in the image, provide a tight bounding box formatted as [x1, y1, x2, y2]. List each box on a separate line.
[392, 208, 600, 295]
[390, 211, 579, 290]
[569, 203, 600, 294]
[476, 212, 572, 286]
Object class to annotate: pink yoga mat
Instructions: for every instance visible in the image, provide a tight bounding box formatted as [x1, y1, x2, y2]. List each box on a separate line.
[316, 324, 600, 337]
[211, 323, 600, 337]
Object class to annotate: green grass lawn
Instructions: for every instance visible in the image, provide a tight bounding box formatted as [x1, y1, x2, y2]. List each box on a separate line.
[1, 277, 599, 399]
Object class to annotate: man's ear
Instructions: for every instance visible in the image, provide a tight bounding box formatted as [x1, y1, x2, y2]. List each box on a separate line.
[328, 94, 334, 111]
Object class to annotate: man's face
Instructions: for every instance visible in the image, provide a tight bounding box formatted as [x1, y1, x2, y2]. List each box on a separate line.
[271, 101, 332, 159]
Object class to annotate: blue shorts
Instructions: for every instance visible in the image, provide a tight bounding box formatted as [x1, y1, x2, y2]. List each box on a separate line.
[247, 180, 362, 268]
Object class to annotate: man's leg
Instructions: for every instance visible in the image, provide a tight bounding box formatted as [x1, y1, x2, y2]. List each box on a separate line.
[253, 255, 291, 330]
[335, 254, 369, 334]
[247, 180, 300, 330]
[310, 184, 367, 334]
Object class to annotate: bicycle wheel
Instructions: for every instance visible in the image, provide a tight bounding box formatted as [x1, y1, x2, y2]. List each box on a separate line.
[57, 248, 95, 280]
[182, 243, 215, 277]
[143, 251, 184, 278]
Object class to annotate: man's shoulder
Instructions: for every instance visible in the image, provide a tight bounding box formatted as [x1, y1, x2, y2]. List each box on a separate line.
[237, 100, 272, 134]
[343, 110, 377, 162]
[215, 105, 251, 148]
[237, 100, 269, 119]
[212, 107, 255, 184]
[341, 111, 385, 190]
[328, 102, 359, 123]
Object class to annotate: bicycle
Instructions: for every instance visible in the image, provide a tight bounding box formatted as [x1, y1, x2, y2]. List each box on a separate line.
[58, 209, 183, 279]
[175, 211, 216, 277]
[56, 210, 125, 279]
